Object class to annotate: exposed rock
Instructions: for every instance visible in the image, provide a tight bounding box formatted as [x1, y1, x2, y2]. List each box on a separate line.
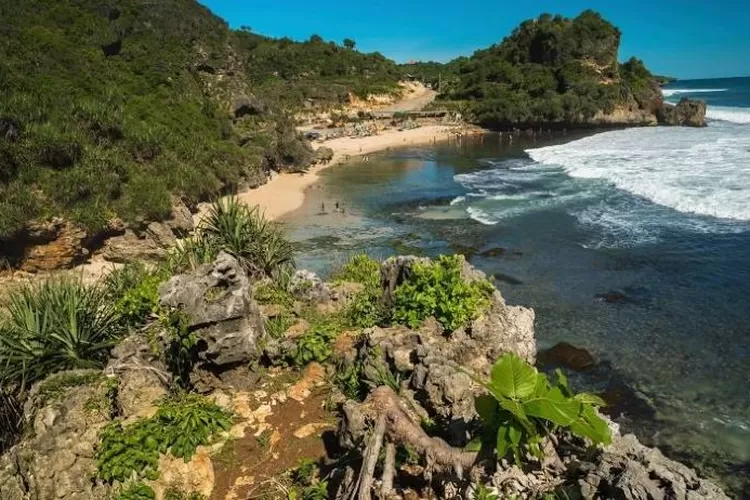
[231, 95, 266, 118]
[537, 342, 597, 372]
[164, 198, 194, 237]
[145, 221, 177, 248]
[100, 229, 168, 263]
[661, 98, 707, 127]
[0, 377, 113, 500]
[595, 290, 631, 304]
[19, 218, 89, 272]
[575, 433, 729, 500]
[106, 333, 171, 420]
[159, 253, 265, 368]
[151, 448, 215, 500]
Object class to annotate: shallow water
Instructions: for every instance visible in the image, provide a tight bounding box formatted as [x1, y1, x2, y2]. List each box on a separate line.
[284, 123, 750, 494]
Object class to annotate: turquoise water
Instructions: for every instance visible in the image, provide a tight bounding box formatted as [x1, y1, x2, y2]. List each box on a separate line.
[285, 78, 750, 495]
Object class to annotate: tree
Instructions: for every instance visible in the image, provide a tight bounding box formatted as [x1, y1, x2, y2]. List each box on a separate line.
[343, 38, 356, 50]
[309, 34, 324, 44]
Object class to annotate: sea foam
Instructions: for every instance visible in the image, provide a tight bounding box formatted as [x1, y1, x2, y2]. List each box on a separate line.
[526, 125, 750, 222]
[661, 88, 728, 97]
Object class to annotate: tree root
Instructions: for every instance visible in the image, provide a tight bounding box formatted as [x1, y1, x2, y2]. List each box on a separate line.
[346, 386, 479, 499]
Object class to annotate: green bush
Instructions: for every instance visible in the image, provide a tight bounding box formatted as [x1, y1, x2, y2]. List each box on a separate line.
[116, 482, 156, 500]
[392, 255, 493, 331]
[96, 393, 232, 483]
[254, 282, 295, 309]
[473, 353, 610, 464]
[0, 279, 125, 390]
[288, 316, 343, 367]
[332, 254, 380, 289]
[104, 262, 168, 327]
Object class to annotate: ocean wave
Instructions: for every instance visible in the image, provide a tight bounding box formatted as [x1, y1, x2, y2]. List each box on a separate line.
[466, 207, 498, 225]
[526, 127, 750, 222]
[705, 105, 750, 124]
[449, 196, 466, 205]
[661, 88, 728, 97]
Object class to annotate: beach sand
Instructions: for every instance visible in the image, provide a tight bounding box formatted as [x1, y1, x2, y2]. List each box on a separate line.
[229, 124, 473, 221]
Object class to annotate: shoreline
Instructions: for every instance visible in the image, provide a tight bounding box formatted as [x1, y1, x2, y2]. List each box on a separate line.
[231, 124, 482, 221]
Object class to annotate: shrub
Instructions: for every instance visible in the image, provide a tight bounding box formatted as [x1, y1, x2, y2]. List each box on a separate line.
[96, 393, 232, 483]
[0, 279, 125, 390]
[473, 353, 611, 464]
[332, 254, 380, 289]
[392, 255, 493, 331]
[254, 282, 295, 309]
[288, 316, 342, 367]
[344, 291, 385, 329]
[116, 482, 156, 500]
[104, 262, 168, 327]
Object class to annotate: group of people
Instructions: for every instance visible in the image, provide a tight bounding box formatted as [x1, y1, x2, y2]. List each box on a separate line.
[320, 201, 346, 214]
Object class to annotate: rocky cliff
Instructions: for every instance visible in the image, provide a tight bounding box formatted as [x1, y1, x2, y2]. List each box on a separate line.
[0, 254, 727, 499]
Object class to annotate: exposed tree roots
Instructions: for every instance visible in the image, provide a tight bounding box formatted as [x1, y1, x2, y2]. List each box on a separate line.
[345, 386, 479, 499]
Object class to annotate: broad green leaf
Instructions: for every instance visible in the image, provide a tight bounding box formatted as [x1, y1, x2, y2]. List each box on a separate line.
[497, 397, 533, 433]
[475, 394, 500, 430]
[574, 393, 607, 407]
[489, 353, 537, 400]
[569, 405, 612, 445]
[495, 424, 511, 458]
[555, 368, 571, 396]
[464, 437, 483, 452]
[523, 386, 580, 427]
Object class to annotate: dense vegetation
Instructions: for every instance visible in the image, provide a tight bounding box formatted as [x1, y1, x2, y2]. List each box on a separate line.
[433, 11, 663, 128]
[0, 0, 400, 241]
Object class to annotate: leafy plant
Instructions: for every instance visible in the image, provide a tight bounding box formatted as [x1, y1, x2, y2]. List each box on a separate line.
[96, 393, 232, 483]
[116, 482, 156, 500]
[392, 255, 493, 331]
[332, 254, 380, 289]
[291, 326, 336, 367]
[104, 262, 168, 327]
[344, 290, 384, 329]
[164, 488, 206, 500]
[288, 458, 328, 500]
[0, 279, 125, 390]
[473, 353, 610, 464]
[160, 310, 198, 389]
[473, 484, 499, 500]
[265, 313, 296, 339]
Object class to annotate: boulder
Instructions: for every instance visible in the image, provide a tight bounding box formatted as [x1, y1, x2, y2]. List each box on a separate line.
[19, 218, 89, 272]
[661, 98, 707, 127]
[100, 229, 168, 263]
[159, 253, 265, 368]
[165, 198, 194, 237]
[314, 146, 334, 164]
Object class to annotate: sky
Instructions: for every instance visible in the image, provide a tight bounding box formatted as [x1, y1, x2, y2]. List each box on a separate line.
[199, 0, 750, 80]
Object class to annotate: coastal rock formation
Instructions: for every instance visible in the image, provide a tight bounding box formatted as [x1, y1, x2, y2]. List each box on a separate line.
[159, 252, 266, 368]
[662, 97, 708, 127]
[10, 218, 90, 272]
[0, 373, 114, 500]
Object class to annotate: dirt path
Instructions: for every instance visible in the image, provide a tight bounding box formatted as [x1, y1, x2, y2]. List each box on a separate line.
[381, 85, 437, 112]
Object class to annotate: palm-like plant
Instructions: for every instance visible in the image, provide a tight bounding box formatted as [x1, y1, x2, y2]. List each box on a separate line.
[175, 197, 295, 278]
[0, 279, 125, 390]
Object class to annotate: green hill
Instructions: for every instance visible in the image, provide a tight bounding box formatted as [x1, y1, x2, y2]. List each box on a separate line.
[434, 11, 665, 128]
[0, 0, 399, 240]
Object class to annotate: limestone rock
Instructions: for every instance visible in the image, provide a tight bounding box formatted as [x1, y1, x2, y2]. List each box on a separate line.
[159, 252, 265, 367]
[165, 199, 194, 237]
[100, 229, 168, 263]
[576, 433, 729, 500]
[661, 98, 707, 127]
[0, 376, 113, 499]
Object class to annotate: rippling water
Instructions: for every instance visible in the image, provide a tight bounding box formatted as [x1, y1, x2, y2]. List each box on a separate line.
[284, 80, 750, 495]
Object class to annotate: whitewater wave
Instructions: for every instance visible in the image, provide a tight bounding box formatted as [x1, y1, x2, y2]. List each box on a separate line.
[526, 127, 750, 222]
[466, 207, 498, 225]
[705, 105, 750, 124]
[661, 88, 728, 97]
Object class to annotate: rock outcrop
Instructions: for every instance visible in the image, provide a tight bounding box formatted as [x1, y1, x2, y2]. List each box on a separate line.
[661, 98, 707, 127]
[159, 252, 265, 369]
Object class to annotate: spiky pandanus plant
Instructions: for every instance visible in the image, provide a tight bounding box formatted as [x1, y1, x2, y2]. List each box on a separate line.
[170, 196, 295, 279]
[0, 279, 125, 391]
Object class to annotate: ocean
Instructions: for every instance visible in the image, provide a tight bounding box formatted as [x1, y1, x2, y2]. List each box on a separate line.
[284, 76, 750, 495]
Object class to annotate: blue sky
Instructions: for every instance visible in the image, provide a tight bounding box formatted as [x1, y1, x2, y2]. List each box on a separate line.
[200, 0, 750, 80]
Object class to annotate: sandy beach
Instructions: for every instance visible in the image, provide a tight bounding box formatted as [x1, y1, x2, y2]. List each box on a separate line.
[233, 125, 473, 221]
